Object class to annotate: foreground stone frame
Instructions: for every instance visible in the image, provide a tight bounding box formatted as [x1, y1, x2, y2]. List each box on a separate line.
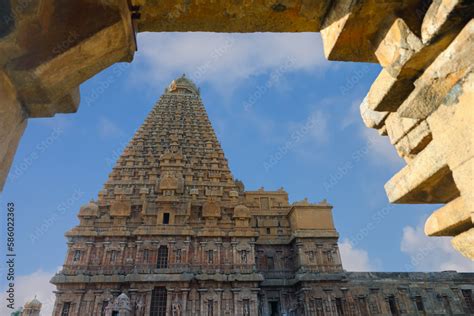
[0, 0, 473, 259]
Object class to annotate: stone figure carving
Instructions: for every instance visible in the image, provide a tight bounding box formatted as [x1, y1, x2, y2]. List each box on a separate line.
[136, 296, 145, 316]
[172, 302, 182, 316]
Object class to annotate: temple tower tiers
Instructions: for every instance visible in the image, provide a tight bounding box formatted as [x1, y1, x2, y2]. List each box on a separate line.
[51, 75, 474, 316]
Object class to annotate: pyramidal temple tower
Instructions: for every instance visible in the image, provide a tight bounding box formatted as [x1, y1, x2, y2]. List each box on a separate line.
[52, 76, 474, 316]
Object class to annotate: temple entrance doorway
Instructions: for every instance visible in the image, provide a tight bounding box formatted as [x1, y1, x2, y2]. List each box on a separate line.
[269, 301, 280, 316]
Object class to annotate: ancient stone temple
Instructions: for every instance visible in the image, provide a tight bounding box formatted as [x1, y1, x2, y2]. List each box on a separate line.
[51, 76, 474, 316]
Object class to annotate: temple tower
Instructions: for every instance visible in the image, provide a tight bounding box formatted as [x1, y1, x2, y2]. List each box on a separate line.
[51, 75, 474, 316]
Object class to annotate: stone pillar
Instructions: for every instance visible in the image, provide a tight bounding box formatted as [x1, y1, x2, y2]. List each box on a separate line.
[181, 289, 190, 314]
[232, 289, 240, 316]
[166, 288, 173, 316]
[231, 241, 238, 266]
[216, 288, 223, 315]
[85, 242, 94, 267]
[102, 242, 111, 265]
[296, 242, 304, 271]
[216, 240, 222, 266]
[316, 243, 324, 272]
[249, 240, 256, 266]
[184, 239, 191, 266]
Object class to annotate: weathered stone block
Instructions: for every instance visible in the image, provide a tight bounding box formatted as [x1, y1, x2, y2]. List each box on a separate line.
[110, 200, 131, 217]
[375, 18, 423, 79]
[398, 20, 473, 119]
[137, 0, 332, 32]
[422, 0, 474, 44]
[452, 228, 474, 259]
[320, 0, 424, 62]
[365, 69, 414, 112]
[394, 121, 432, 160]
[425, 196, 472, 236]
[359, 97, 389, 129]
[385, 142, 459, 203]
[385, 112, 420, 145]
[0, 71, 26, 192]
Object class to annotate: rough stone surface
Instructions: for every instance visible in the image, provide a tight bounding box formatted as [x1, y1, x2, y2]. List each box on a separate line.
[385, 142, 459, 204]
[425, 196, 470, 236]
[0, 71, 26, 191]
[398, 20, 474, 119]
[422, 0, 474, 44]
[136, 0, 332, 32]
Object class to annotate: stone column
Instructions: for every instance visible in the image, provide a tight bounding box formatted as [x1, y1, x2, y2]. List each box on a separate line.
[181, 289, 190, 314]
[216, 288, 223, 315]
[166, 288, 173, 316]
[296, 242, 304, 271]
[251, 289, 259, 316]
[216, 240, 222, 266]
[119, 242, 127, 266]
[85, 242, 94, 267]
[184, 239, 191, 267]
[249, 240, 256, 266]
[198, 289, 207, 316]
[102, 242, 111, 265]
[232, 289, 240, 316]
[231, 241, 238, 266]
[316, 243, 323, 272]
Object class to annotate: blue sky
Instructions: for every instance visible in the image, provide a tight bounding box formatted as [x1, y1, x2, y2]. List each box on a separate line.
[1, 33, 472, 314]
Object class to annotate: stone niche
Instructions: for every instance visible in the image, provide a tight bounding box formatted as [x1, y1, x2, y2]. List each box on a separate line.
[288, 201, 336, 232]
[202, 200, 221, 218]
[110, 200, 131, 217]
[233, 204, 251, 228]
[156, 171, 184, 195]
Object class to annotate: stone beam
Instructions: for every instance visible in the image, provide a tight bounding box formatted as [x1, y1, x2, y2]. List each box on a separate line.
[3, 0, 136, 118]
[320, 0, 425, 62]
[0, 0, 136, 191]
[134, 0, 332, 32]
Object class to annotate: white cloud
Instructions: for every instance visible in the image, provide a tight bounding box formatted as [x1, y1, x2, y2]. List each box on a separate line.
[98, 117, 124, 139]
[401, 220, 474, 272]
[340, 99, 362, 130]
[132, 32, 328, 93]
[339, 239, 376, 271]
[0, 269, 57, 316]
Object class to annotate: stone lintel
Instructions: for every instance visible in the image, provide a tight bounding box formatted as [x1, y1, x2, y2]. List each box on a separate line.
[385, 142, 459, 203]
[321, 0, 423, 62]
[136, 0, 332, 32]
[425, 197, 472, 236]
[365, 69, 414, 112]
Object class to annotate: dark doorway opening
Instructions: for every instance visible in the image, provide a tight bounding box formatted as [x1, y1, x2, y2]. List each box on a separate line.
[163, 212, 170, 224]
[269, 301, 280, 316]
[150, 287, 167, 316]
[157, 245, 168, 268]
